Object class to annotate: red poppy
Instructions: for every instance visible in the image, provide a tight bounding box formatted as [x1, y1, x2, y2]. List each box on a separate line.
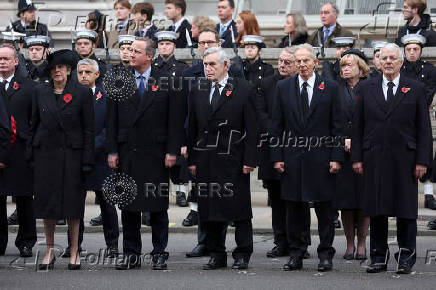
[152, 85, 158, 91]
[226, 90, 232, 97]
[10, 116, 17, 145]
[318, 82, 325, 90]
[12, 82, 19, 90]
[63, 93, 72, 103]
[401, 87, 410, 93]
[96, 92, 102, 100]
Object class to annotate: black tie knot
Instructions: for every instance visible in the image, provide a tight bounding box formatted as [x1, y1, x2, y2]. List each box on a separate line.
[302, 82, 308, 89]
[388, 81, 395, 89]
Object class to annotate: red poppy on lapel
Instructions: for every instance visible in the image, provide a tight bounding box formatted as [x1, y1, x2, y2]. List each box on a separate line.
[96, 92, 102, 101]
[63, 93, 72, 103]
[12, 82, 19, 90]
[318, 82, 325, 90]
[10, 116, 17, 145]
[401, 87, 411, 93]
[152, 85, 158, 91]
[225, 90, 232, 97]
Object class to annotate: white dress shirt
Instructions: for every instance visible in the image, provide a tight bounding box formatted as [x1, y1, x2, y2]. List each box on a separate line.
[298, 73, 316, 105]
[209, 75, 229, 104]
[0, 74, 14, 91]
[382, 74, 400, 100]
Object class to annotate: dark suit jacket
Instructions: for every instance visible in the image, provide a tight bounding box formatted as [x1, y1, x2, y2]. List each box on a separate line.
[174, 19, 192, 48]
[216, 20, 237, 48]
[270, 74, 344, 202]
[351, 74, 432, 218]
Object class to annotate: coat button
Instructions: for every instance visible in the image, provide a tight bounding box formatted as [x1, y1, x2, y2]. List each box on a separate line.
[133, 148, 137, 152]
[258, 76, 262, 79]
[259, 66, 262, 70]
[204, 131, 208, 134]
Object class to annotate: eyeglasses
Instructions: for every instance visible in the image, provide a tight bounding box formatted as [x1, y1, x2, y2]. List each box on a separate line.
[198, 41, 218, 47]
[278, 58, 293, 66]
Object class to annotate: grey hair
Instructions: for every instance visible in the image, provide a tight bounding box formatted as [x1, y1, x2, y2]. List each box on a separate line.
[286, 13, 308, 40]
[134, 37, 156, 56]
[282, 46, 296, 56]
[203, 47, 229, 64]
[294, 43, 316, 59]
[380, 43, 404, 61]
[77, 58, 99, 72]
[322, 2, 339, 15]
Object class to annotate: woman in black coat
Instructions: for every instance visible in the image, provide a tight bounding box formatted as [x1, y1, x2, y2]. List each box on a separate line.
[29, 49, 94, 270]
[278, 13, 308, 47]
[333, 50, 370, 260]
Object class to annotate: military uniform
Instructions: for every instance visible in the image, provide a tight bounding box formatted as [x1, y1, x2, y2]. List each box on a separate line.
[153, 55, 189, 79]
[242, 58, 274, 89]
[401, 60, 436, 106]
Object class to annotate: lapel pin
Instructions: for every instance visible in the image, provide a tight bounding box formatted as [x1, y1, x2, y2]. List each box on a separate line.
[401, 87, 410, 93]
[12, 82, 19, 90]
[96, 91, 102, 101]
[318, 82, 325, 90]
[63, 93, 72, 103]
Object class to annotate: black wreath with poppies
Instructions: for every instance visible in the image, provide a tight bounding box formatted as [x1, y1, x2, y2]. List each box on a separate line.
[102, 171, 138, 210]
[103, 66, 137, 102]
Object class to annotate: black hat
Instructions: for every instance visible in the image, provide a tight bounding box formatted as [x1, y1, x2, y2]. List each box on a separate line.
[47, 49, 78, 70]
[18, 0, 36, 15]
[341, 49, 368, 64]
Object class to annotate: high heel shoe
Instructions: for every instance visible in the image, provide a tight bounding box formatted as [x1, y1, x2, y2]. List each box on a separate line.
[67, 263, 81, 270]
[343, 247, 355, 260]
[38, 257, 56, 271]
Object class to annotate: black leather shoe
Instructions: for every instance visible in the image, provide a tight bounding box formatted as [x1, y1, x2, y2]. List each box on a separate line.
[38, 257, 56, 271]
[106, 247, 119, 258]
[152, 253, 168, 270]
[68, 263, 81, 270]
[142, 212, 151, 226]
[266, 246, 289, 258]
[318, 258, 333, 272]
[90, 214, 102, 226]
[203, 257, 227, 270]
[176, 191, 188, 207]
[366, 263, 387, 273]
[7, 209, 18, 225]
[283, 257, 303, 271]
[333, 218, 342, 229]
[427, 219, 436, 230]
[396, 263, 413, 274]
[19, 246, 32, 258]
[182, 210, 198, 227]
[186, 244, 208, 258]
[56, 219, 66, 225]
[425, 195, 436, 210]
[115, 259, 141, 270]
[232, 257, 249, 270]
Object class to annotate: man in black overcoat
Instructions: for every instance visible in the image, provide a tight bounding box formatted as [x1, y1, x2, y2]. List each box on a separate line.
[0, 44, 37, 258]
[188, 46, 257, 270]
[270, 44, 344, 272]
[351, 43, 432, 274]
[106, 38, 184, 270]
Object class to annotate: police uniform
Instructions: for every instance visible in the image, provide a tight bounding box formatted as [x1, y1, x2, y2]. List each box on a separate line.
[241, 35, 274, 89]
[322, 37, 355, 84]
[24, 35, 50, 83]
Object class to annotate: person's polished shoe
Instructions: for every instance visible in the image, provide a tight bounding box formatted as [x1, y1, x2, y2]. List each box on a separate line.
[366, 263, 387, 273]
[343, 248, 355, 260]
[425, 195, 436, 210]
[142, 212, 151, 226]
[427, 219, 436, 230]
[176, 191, 188, 207]
[152, 253, 168, 270]
[283, 257, 303, 271]
[202, 257, 227, 270]
[396, 263, 413, 274]
[333, 218, 342, 229]
[19, 246, 32, 258]
[90, 214, 102, 226]
[106, 247, 119, 258]
[67, 263, 81, 270]
[266, 245, 288, 258]
[56, 219, 66, 225]
[7, 209, 18, 225]
[231, 257, 249, 270]
[182, 210, 198, 227]
[115, 258, 141, 270]
[38, 257, 56, 271]
[317, 258, 333, 272]
[186, 244, 208, 258]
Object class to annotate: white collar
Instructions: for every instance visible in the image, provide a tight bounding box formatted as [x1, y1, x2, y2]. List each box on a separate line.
[220, 19, 233, 28]
[212, 74, 229, 89]
[0, 74, 14, 83]
[173, 17, 186, 31]
[298, 73, 316, 88]
[382, 73, 400, 87]
[91, 86, 96, 94]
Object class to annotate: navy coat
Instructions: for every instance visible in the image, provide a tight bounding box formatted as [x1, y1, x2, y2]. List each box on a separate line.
[216, 20, 237, 48]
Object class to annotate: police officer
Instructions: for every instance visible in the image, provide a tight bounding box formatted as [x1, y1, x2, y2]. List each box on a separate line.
[369, 41, 387, 79]
[322, 37, 355, 84]
[153, 31, 189, 207]
[242, 35, 273, 89]
[24, 35, 50, 82]
[1, 32, 29, 80]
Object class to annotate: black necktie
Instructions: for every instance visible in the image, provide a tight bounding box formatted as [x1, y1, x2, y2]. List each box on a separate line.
[387, 81, 395, 103]
[301, 82, 309, 121]
[0, 80, 6, 93]
[211, 83, 221, 110]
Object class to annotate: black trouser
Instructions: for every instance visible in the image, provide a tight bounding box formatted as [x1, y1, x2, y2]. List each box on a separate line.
[121, 210, 168, 260]
[286, 201, 335, 259]
[67, 190, 119, 249]
[0, 196, 37, 251]
[203, 219, 253, 261]
[265, 179, 289, 249]
[370, 216, 417, 266]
